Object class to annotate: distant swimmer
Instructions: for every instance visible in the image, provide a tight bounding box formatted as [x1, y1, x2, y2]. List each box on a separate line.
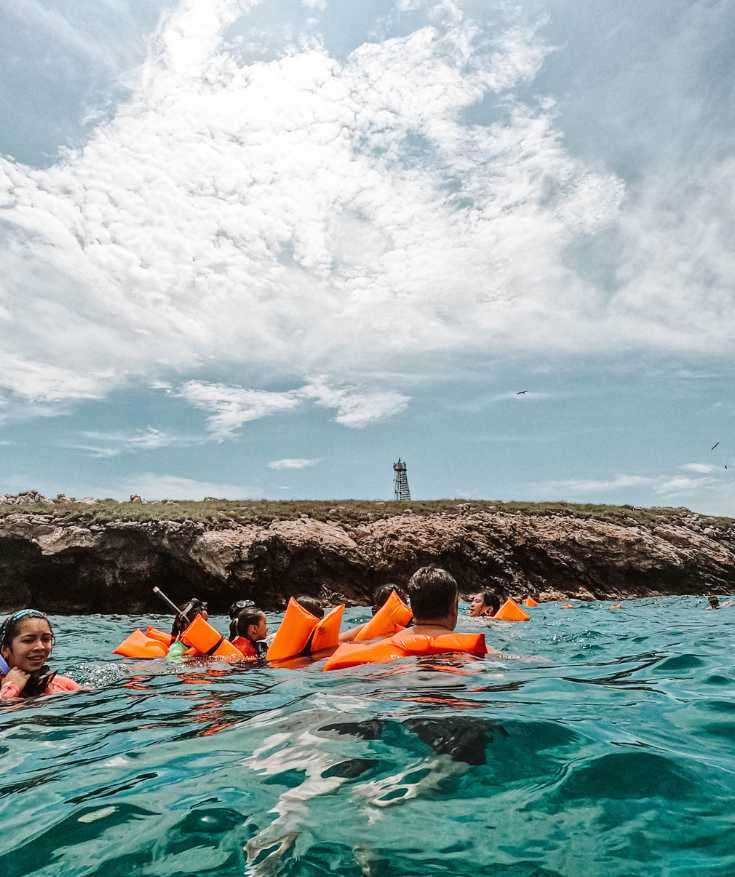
[469, 591, 501, 618]
[708, 595, 735, 609]
[516, 390, 528, 396]
[0, 609, 81, 700]
[711, 441, 720, 451]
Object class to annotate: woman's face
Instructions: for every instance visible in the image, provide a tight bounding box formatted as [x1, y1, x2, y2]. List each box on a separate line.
[1, 618, 53, 672]
[469, 594, 486, 617]
[248, 613, 268, 641]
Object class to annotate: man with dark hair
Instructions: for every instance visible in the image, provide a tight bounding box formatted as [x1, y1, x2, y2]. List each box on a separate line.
[406, 565, 459, 632]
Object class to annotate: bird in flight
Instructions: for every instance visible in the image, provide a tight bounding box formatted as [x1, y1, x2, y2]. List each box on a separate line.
[711, 441, 720, 451]
[516, 390, 528, 396]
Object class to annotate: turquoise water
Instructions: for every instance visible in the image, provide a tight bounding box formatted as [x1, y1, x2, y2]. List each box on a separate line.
[1, 598, 734, 877]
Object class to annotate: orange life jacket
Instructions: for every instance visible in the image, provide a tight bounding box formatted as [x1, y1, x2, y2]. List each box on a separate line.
[180, 615, 244, 660]
[494, 598, 530, 622]
[323, 630, 486, 672]
[266, 598, 320, 662]
[146, 626, 174, 646]
[311, 605, 344, 652]
[522, 597, 539, 608]
[266, 598, 346, 662]
[113, 629, 169, 659]
[231, 636, 258, 659]
[354, 590, 413, 642]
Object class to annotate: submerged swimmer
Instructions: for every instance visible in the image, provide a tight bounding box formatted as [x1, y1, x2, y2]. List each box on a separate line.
[0, 609, 80, 701]
[469, 591, 500, 618]
[231, 607, 269, 660]
[340, 584, 410, 642]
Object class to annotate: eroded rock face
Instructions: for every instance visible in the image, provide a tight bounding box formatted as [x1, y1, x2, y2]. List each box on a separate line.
[0, 509, 734, 612]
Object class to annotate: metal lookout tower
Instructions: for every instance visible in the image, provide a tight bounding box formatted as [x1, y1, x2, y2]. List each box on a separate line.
[393, 458, 411, 501]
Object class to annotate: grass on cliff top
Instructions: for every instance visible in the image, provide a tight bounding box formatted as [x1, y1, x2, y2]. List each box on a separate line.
[0, 498, 730, 528]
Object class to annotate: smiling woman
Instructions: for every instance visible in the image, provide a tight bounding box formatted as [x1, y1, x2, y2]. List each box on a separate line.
[0, 609, 81, 700]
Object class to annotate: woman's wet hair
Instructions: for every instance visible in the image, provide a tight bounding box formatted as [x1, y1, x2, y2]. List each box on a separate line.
[372, 584, 408, 614]
[407, 566, 458, 621]
[171, 598, 208, 640]
[231, 608, 265, 641]
[296, 595, 324, 619]
[0, 609, 53, 653]
[479, 591, 501, 616]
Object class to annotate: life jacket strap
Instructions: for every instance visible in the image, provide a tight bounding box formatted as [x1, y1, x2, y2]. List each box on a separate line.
[204, 636, 224, 656]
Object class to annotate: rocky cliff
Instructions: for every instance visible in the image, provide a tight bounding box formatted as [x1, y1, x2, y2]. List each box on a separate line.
[1, 497, 734, 612]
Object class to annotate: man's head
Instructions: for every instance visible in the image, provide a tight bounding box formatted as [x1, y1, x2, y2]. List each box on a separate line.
[708, 595, 720, 609]
[407, 566, 459, 628]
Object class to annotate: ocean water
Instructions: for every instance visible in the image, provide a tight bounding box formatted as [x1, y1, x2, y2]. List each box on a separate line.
[1, 598, 734, 877]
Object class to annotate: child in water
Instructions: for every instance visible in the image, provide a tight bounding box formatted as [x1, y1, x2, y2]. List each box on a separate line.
[231, 607, 269, 660]
[0, 609, 80, 700]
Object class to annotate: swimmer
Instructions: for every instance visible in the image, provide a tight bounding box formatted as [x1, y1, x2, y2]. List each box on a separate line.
[469, 591, 501, 618]
[707, 595, 735, 609]
[170, 597, 208, 640]
[231, 607, 269, 660]
[403, 566, 462, 637]
[339, 584, 409, 642]
[294, 595, 324, 620]
[293, 596, 325, 656]
[372, 584, 408, 614]
[0, 609, 80, 701]
[228, 599, 255, 630]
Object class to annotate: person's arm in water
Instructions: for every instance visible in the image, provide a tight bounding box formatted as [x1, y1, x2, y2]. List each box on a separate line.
[0, 668, 29, 700]
[339, 624, 364, 643]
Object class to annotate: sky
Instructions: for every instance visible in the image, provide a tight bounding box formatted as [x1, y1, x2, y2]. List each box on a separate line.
[1, 0, 734, 512]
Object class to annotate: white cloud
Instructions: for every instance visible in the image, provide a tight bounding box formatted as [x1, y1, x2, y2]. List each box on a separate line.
[654, 476, 705, 495]
[680, 463, 716, 475]
[177, 381, 300, 440]
[175, 377, 409, 437]
[301, 0, 326, 11]
[107, 473, 262, 500]
[267, 457, 321, 470]
[541, 474, 656, 494]
[299, 378, 409, 428]
[0, 0, 627, 414]
[65, 426, 187, 457]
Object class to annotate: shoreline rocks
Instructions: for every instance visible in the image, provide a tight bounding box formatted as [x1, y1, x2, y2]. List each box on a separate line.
[1, 498, 734, 612]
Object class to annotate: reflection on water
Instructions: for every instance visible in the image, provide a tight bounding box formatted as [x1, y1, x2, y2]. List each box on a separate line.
[1, 599, 734, 876]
